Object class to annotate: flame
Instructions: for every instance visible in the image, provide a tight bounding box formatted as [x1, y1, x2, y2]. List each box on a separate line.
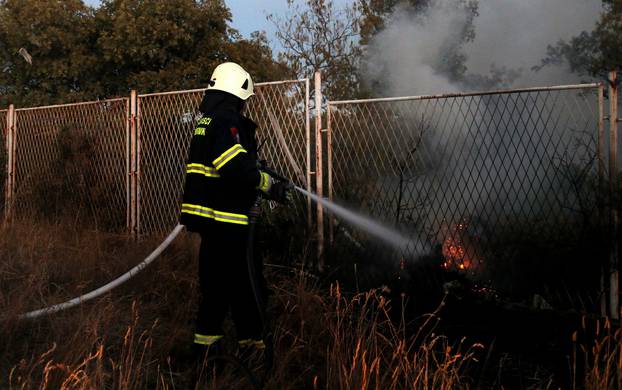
[441, 222, 478, 271]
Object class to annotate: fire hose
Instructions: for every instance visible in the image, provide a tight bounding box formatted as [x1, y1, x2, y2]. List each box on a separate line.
[13, 171, 292, 389]
[16, 168, 288, 321]
[18, 224, 185, 320]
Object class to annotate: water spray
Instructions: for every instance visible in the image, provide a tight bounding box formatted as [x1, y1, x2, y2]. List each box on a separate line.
[261, 165, 430, 257]
[294, 186, 429, 257]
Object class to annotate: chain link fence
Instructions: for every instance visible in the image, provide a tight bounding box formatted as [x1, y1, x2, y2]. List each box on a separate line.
[5, 67, 620, 318]
[136, 89, 202, 235]
[11, 100, 128, 230]
[136, 79, 310, 234]
[327, 84, 606, 311]
[2, 80, 310, 235]
[2, 74, 619, 312]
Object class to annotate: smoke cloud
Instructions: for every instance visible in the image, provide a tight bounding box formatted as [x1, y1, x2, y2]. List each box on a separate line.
[364, 0, 603, 96]
[348, 0, 603, 276]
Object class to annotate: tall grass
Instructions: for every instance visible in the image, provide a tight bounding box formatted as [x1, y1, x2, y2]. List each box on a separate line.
[0, 219, 198, 388]
[3, 219, 616, 389]
[573, 316, 622, 390]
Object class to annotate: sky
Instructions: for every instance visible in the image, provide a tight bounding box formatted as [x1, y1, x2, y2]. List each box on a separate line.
[84, 0, 354, 52]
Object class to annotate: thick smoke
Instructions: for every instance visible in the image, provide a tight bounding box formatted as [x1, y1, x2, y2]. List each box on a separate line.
[348, 0, 603, 279]
[364, 0, 603, 96]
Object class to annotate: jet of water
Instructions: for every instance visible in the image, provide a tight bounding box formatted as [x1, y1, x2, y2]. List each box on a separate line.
[295, 186, 430, 258]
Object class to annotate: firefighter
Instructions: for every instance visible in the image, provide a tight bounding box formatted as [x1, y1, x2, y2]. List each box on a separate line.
[180, 62, 290, 363]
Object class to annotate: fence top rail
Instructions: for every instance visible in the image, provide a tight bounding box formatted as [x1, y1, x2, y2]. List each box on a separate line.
[3, 78, 309, 111]
[327, 83, 603, 106]
[14, 97, 128, 112]
[137, 78, 309, 98]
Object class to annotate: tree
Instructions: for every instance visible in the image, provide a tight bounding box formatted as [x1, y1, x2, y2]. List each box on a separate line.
[224, 30, 289, 84]
[358, 0, 427, 46]
[358, 0, 479, 85]
[269, 0, 363, 100]
[95, 0, 232, 96]
[0, 0, 288, 107]
[0, 0, 99, 106]
[536, 1, 622, 80]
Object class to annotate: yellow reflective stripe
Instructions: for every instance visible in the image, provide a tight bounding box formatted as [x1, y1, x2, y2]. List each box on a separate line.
[194, 334, 223, 345]
[181, 204, 215, 219]
[213, 210, 249, 225]
[187, 163, 220, 178]
[213, 144, 247, 170]
[238, 339, 266, 349]
[181, 203, 249, 225]
[257, 171, 270, 192]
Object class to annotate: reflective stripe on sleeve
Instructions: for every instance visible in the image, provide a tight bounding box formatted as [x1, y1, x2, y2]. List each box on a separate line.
[213, 144, 247, 170]
[181, 203, 249, 225]
[213, 210, 249, 225]
[194, 334, 223, 346]
[187, 163, 220, 178]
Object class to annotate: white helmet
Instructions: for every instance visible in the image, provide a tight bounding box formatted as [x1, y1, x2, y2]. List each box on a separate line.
[206, 62, 254, 100]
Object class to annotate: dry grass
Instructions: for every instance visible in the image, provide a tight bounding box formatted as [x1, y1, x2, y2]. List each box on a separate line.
[573, 316, 622, 390]
[0, 218, 198, 389]
[3, 218, 614, 389]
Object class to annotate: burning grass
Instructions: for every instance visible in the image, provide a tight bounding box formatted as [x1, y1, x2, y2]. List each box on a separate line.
[0, 219, 619, 389]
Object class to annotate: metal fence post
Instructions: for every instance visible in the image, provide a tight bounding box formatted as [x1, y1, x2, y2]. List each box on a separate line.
[609, 71, 619, 319]
[315, 71, 324, 270]
[598, 83, 607, 317]
[129, 90, 138, 237]
[306, 77, 312, 234]
[4, 104, 15, 222]
[327, 102, 334, 246]
[136, 92, 142, 236]
[126, 96, 131, 232]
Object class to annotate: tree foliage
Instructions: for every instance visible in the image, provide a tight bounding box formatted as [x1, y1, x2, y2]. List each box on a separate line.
[0, 0, 99, 105]
[269, 0, 362, 100]
[358, 0, 427, 46]
[0, 0, 286, 107]
[536, 1, 622, 80]
[358, 0, 479, 84]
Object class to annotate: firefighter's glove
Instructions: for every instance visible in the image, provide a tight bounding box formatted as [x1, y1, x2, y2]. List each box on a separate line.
[268, 181, 293, 204]
[258, 171, 274, 195]
[258, 171, 293, 204]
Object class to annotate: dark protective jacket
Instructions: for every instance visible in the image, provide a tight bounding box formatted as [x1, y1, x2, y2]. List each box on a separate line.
[180, 93, 262, 232]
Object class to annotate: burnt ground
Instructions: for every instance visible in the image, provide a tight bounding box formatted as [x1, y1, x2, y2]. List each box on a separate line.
[320, 246, 607, 389]
[262, 215, 612, 388]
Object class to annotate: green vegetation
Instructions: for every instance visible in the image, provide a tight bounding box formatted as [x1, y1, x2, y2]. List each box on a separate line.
[0, 0, 288, 106]
[537, 0, 622, 78]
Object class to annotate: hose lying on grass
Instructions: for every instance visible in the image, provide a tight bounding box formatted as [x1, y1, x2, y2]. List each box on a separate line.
[18, 224, 185, 320]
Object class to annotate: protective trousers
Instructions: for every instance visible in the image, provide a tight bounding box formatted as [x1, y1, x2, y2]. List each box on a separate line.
[194, 221, 266, 348]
